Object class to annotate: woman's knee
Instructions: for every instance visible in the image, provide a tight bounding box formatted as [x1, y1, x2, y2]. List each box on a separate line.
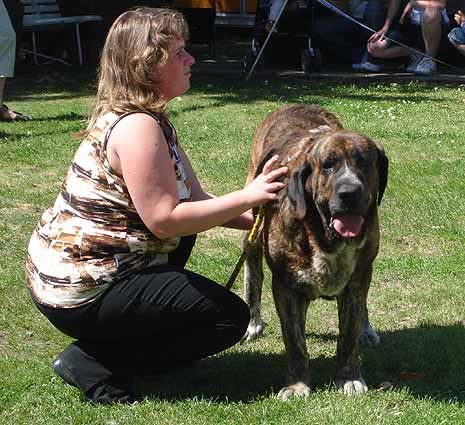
[367, 40, 386, 58]
[222, 292, 250, 340]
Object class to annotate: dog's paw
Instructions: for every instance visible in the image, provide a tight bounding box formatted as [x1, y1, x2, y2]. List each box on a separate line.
[277, 382, 311, 401]
[241, 318, 265, 342]
[359, 325, 380, 348]
[336, 378, 368, 395]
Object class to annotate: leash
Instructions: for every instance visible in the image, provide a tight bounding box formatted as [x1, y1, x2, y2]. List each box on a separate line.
[225, 206, 265, 290]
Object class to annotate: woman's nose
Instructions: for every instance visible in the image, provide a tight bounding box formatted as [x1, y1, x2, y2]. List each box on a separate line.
[186, 51, 195, 66]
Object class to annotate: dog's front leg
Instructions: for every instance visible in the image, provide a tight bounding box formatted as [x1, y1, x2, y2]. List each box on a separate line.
[335, 282, 368, 395]
[243, 234, 265, 341]
[272, 280, 311, 400]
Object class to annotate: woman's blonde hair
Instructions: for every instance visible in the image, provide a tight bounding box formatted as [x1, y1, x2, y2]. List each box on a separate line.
[82, 7, 189, 136]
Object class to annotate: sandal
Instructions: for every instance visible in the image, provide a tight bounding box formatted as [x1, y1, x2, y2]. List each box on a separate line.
[0, 104, 32, 122]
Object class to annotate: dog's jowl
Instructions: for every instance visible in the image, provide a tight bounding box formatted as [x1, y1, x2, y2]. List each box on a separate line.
[243, 104, 388, 400]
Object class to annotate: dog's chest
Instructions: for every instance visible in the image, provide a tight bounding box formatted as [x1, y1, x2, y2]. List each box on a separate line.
[294, 244, 359, 297]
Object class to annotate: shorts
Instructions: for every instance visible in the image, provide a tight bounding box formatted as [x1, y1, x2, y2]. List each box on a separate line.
[448, 27, 465, 45]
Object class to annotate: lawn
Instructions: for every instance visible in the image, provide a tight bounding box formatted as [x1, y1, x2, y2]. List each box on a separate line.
[1, 67, 464, 424]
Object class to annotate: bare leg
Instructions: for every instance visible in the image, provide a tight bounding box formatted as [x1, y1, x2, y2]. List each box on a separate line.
[0, 77, 6, 105]
[452, 42, 465, 57]
[422, 7, 442, 57]
[368, 39, 411, 59]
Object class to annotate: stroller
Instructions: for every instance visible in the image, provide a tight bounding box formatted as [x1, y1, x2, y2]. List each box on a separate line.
[243, 0, 322, 74]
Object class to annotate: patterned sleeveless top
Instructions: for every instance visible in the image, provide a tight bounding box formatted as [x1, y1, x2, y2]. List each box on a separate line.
[26, 111, 191, 308]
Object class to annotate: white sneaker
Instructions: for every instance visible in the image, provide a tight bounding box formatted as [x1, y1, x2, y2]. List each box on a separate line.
[405, 53, 422, 72]
[414, 57, 437, 76]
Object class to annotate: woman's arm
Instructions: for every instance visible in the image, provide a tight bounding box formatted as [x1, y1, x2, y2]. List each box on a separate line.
[177, 144, 254, 230]
[107, 114, 287, 239]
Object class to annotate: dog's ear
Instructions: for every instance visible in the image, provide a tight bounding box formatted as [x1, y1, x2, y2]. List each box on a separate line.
[286, 163, 312, 220]
[376, 145, 389, 206]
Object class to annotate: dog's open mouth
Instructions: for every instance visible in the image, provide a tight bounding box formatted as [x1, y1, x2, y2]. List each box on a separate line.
[331, 214, 364, 238]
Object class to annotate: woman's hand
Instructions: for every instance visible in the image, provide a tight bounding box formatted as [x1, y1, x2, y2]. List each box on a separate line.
[368, 25, 389, 43]
[243, 155, 288, 206]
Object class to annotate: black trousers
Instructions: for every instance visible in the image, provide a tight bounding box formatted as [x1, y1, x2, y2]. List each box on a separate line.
[33, 236, 250, 392]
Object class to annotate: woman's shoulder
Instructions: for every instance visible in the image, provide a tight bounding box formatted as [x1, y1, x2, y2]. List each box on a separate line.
[98, 110, 161, 128]
[111, 111, 166, 137]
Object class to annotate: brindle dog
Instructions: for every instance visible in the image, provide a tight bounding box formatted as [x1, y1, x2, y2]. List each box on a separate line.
[243, 104, 388, 400]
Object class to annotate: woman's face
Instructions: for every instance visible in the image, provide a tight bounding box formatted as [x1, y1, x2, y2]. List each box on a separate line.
[157, 38, 195, 101]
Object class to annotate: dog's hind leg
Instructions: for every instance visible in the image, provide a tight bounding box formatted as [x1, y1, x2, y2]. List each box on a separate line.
[242, 233, 265, 342]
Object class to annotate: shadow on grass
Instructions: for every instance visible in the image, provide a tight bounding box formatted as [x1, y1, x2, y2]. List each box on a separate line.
[30, 112, 86, 123]
[7, 66, 458, 108]
[135, 323, 465, 404]
[362, 323, 465, 403]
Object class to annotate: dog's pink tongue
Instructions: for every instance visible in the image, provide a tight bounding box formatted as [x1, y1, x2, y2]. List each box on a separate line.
[332, 214, 364, 238]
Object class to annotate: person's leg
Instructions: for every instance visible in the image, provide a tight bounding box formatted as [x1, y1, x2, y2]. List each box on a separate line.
[367, 18, 426, 60]
[81, 266, 250, 372]
[0, 0, 30, 121]
[0, 77, 6, 105]
[453, 42, 465, 56]
[412, 7, 443, 75]
[361, 0, 386, 66]
[36, 265, 250, 403]
[421, 7, 442, 57]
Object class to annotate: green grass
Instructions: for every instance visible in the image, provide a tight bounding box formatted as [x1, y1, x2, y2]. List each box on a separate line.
[1, 67, 465, 424]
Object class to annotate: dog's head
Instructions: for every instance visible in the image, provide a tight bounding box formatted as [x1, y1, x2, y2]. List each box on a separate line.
[286, 130, 388, 240]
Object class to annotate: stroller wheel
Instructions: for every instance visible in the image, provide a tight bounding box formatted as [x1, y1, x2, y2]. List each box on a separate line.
[243, 51, 264, 73]
[301, 48, 322, 73]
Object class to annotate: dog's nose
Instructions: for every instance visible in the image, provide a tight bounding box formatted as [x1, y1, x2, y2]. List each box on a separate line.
[337, 184, 362, 206]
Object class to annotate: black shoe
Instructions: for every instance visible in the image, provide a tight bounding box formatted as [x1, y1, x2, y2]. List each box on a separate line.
[53, 357, 79, 388]
[53, 349, 136, 405]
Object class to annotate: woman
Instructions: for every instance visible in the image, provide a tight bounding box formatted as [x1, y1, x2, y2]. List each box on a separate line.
[26, 7, 287, 404]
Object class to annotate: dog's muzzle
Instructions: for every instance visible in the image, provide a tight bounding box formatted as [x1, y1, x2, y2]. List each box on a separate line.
[329, 181, 365, 238]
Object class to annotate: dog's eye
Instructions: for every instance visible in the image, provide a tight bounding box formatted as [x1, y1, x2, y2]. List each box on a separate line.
[355, 153, 369, 169]
[322, 158, 336, 172]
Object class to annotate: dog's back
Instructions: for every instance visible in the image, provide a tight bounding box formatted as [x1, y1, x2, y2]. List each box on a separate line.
[248, 104, 343, 178]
